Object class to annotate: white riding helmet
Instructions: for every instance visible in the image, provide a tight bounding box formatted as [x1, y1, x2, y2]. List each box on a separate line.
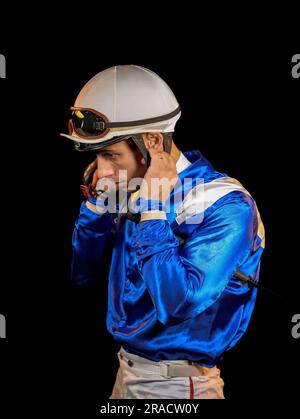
[60, 65, 181, 154]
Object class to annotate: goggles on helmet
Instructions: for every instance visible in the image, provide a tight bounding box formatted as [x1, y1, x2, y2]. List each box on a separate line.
[68, 106, 181, 140]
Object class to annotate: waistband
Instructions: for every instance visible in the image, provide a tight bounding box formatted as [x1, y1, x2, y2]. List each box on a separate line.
[118, 347, 218, 378]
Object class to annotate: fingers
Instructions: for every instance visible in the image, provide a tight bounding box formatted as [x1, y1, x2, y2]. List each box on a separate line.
[147, 146, 161, 159]
[150, 151, 176, 168]
[144, 139, 164, 156]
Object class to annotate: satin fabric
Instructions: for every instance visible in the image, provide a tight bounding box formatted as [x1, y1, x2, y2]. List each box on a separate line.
[71, 150, 264, 367]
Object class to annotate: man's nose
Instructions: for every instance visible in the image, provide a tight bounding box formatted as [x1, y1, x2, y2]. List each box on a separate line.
[97, 156, 115, 178]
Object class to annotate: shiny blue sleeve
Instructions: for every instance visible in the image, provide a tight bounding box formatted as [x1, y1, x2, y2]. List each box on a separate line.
[71, 200, 116, 286]
[133, 192, 258, 325]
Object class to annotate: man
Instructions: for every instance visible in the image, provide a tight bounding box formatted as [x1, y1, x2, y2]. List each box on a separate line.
[61, 65, 265, 399]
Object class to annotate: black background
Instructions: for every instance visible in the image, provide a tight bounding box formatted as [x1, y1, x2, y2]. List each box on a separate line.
[0, 22, 299, 413]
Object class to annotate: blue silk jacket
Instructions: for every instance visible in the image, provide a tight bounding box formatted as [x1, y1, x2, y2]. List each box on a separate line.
[71, 150, 265, 367]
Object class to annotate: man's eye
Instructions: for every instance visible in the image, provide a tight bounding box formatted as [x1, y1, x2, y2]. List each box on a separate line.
[104, 153, 118, 158]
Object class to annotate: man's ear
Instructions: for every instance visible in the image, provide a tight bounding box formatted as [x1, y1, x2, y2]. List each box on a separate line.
[142, 133, 164, 152]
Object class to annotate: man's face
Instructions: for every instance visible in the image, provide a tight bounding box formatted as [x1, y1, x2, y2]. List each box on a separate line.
[96, 139, 147, 190]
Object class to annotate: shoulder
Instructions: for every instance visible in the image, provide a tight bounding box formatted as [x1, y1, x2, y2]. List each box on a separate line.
[175, 177, 257, 226]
